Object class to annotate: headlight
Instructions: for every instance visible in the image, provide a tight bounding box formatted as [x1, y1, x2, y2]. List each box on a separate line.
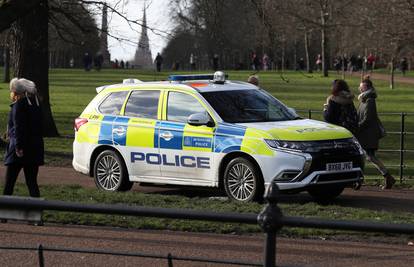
[352, 137, 365, 155]
[264, 139, 318, 152]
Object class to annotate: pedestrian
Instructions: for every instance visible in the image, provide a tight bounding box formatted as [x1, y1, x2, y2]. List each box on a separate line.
[247, 75, 259, 86]
[190, 53, 196, 71]
[262, 54, 269, 71]
[316, 54, 322, 71]
[400, 57, 408, 76]
[212, 54, 219, 71]
[356, 76, 396, 189]
[83, 52, 92, 71]
[94, 53, 103, 71]
[252, 53, 260, 71]
[366, 53, 375, 72]
[154, 53, 163, 72]
[297, 58, 305, 71]
[3, 78, 44, 200]
[323, 79, 358, 135]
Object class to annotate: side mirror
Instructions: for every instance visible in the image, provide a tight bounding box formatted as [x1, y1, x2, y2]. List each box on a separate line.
[187, 112, 215, 127]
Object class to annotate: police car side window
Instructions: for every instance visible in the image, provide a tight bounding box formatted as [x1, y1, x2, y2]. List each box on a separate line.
[98, 91, 128, 115]
[167, 92, 206, 122]
[124, 90, 160, 119]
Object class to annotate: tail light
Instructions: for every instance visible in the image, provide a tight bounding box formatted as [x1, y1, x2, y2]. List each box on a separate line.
[74, 118, 88, 131]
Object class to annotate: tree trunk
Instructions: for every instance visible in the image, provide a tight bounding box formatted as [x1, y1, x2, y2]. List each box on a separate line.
[304, 31, 311, 73]
[390, 58, 395, 90]
[12, 0, 59, 137]
[3, 46, 10, 83]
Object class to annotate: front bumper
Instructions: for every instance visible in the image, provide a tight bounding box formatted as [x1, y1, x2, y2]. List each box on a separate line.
[267, 144, 365, 191]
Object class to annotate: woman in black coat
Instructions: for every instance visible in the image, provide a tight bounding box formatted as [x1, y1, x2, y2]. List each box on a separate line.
[3, 78, 44, 197]
[356, 77, 395, 189]
[323, 79, 358, 135]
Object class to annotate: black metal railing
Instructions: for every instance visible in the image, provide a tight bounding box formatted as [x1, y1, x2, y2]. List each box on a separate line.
[1, 183, 414, 267]
[298, 109, 414, 181]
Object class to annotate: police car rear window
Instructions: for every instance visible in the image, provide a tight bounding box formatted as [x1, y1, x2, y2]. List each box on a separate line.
[98, 91, 128, 115]
[124, 90, 160, 119]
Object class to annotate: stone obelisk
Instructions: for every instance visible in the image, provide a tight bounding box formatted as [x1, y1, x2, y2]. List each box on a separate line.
[99, 3, 111, 67]
[133, 5, 153, 68]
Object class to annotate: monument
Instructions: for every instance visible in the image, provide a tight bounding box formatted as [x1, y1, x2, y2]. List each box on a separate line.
[133, 6, 153, 68]
[99, 4, 111, 67]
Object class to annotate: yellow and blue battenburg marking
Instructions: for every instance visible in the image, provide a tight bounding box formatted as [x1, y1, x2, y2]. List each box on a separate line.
[214, 123, 246, 153]
[94, 115, 263, 155]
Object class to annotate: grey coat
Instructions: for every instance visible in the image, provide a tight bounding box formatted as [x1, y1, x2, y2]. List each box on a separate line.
[356, 90, 383, 150]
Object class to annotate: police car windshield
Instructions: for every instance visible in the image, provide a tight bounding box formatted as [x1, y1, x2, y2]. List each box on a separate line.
[201, 89, 297, 123]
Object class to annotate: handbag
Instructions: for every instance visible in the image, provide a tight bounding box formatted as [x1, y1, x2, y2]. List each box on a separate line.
[378, 118, 386, 138]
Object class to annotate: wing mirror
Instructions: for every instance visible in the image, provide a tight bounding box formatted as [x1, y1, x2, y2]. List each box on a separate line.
[187, 112, 215, 127]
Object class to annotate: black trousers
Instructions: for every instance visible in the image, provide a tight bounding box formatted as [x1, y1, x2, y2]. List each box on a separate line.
[3, 163, 40, 197]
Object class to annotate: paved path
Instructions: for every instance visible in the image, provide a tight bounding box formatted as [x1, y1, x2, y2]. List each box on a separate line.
[0, 222, 413, 267]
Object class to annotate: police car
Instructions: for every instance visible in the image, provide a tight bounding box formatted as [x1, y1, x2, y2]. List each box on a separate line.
[73, 72, 364, 202]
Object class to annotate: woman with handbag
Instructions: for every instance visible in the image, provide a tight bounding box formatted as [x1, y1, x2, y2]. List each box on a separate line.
[356, 76, 395, 189]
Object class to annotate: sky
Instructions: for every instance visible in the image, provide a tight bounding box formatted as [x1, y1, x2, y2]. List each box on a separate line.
[104, 0, 173, 61]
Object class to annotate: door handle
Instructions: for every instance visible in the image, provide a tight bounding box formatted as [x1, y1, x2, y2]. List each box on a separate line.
[160, 131, 174, 141]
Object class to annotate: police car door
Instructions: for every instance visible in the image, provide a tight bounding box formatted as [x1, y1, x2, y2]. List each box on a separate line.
[120, 90, 162, 180]
[158, 91, 214, 185]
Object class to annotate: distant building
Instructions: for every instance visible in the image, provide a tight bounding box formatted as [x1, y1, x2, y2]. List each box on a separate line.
[99, 4, 111, 67]
[133, 6, 153, 69]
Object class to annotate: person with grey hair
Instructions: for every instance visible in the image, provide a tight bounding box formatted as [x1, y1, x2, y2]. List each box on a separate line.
[247, 75, 259, 86]
[3, 78, 44, 204]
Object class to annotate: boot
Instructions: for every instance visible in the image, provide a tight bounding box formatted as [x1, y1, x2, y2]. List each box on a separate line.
[382, 173, 396, 189]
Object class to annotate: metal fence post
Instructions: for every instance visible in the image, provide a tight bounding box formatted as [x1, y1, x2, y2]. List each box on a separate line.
[258, 183, 283, 267]
[167, 253, 173, 267]
[400, 113, 405, 182]
[308, 109, 312, 119]
[38, 244, 44, 267]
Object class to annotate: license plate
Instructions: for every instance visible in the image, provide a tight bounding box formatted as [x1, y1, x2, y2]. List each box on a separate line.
[326, 162, 353, 172]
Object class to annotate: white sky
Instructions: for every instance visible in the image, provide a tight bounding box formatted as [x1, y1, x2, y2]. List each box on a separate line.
[104, 0, 174, 61]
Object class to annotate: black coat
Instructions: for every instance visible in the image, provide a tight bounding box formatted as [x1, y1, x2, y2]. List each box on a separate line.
[323, 94, 358, 134]
[4, 96, 44, 166]
[356, 91, 383, 150]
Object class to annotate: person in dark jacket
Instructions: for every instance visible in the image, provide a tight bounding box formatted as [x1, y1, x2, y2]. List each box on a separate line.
[3, 78, 44, 198]
[356, 76, 395, 189]
[323, 79, 358, 135]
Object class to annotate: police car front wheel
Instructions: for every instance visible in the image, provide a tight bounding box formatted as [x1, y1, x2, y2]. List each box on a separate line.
[223, 157, 264, 202]
[94, 150, 133, 192]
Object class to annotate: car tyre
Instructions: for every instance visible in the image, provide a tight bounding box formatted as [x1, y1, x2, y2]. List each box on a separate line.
[307, 185, 345, 203]
[94, 150, 133, 192]
[223, 157, 264, 202]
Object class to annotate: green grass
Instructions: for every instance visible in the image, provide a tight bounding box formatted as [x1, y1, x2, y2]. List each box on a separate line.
[3, 183, 413, 242]
[2, 68, 414, 176]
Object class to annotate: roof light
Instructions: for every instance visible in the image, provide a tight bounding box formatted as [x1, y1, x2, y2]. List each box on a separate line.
[213, 71, 226, 84]
[123, 78, 142, 84]
[168, 73, 228, 82]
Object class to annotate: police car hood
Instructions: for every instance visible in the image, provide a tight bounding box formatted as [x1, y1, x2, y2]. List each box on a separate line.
[237, 119, 352, 141]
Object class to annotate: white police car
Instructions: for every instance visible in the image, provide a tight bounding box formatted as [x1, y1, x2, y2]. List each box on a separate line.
[73, 72, 364, 202]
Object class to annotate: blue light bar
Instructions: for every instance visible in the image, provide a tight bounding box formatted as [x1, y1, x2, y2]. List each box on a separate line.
[168, 73, 228, 82]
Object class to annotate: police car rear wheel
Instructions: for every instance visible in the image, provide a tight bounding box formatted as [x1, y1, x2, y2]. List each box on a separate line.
[224, 158, 263, 202]
[94, 150, 132, 191]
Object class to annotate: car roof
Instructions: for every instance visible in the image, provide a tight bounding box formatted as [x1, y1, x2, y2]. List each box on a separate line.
[97, 79, 259, 94]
